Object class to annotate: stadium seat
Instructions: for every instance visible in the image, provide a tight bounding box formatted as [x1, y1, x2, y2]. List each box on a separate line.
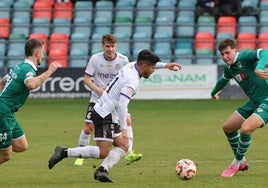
[69, 48, 88, 68]
[194, 32, 215, 52]
[90, 39, 102, 55]
[72, 17, 92, 38]
[216, 32, 235, 45]
[0, 18, 10, 38]
[195, 49, 214, 64]
[0, 39, 6, 55]
[48, 48, 68, 67]
[132, 38, 151, 59]
[53, 2, 73, 21]
[217, 16, 237, 36]
[11, 17, 31, 38]
[8, 33, 26, 53]
[12, 1, 32, 19]
[154, 23, 174, 39]
[52, 18, 71, 36]
[258, 32, 268, 49]
[32, 1, 53, 21]
[156, 0, 175, 22]
[113, 17, 132, 39]
[32, 18, 51, 36]
[6, 49, 25, 68]
[0, 50, 4, 67]
[238, 16, 257, 35]
[174, 38, 193, 50]
[133, 16, 153, 39]
[196, 15, 216, 36]
[237, 32, 256, 50]
[0, 1, 11, 18]
[49, 33, 69, 55]
[178, 0, 196, 11]
[70, 32, 89, 55]
[115, 0, 135, 22]
[74, 1, 93, 20]
[136, 1, 155, 22]
[117, 38, 131, 57]
[175, 15, 195, 38]
[153, 38, 172, 61]
[174, 48, 193, 64]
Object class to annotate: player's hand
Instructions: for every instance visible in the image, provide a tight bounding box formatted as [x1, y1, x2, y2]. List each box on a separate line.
[166, 62, 182, 71]
[212, 90, 221, 100]
[96, 87, 105, 97]
[255, 69, 268, 80]
[48, 61, 62, 74]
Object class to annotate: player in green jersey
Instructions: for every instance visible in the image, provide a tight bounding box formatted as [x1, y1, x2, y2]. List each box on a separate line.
[0, 38, 61, 165]
[211, 38, 268, 177]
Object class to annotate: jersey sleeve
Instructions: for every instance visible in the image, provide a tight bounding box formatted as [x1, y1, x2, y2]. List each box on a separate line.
[85, 55, 96, 76]
[256, 49, 268, 70]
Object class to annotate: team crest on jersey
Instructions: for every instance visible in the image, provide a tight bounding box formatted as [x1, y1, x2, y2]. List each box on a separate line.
[236, 61, 242, 68]
[126, 87, 134, 97]
[235, 72, 246, 82]
[26, 72, 34, 77]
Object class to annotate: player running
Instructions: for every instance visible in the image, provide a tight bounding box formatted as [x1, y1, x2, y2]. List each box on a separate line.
[211, 38, 268, 177]
[0, 38, 61, 164]
[76, 34, 142, 166]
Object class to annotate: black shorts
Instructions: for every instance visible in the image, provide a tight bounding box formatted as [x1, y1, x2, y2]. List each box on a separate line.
[91, 109, 121, 142]
[84, 102, 95, 123]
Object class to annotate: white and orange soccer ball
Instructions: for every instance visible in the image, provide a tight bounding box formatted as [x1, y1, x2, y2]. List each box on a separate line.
[175, 159, 197, 180]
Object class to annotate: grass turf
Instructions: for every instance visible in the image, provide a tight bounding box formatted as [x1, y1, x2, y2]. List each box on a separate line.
[1, 98, 268, 188]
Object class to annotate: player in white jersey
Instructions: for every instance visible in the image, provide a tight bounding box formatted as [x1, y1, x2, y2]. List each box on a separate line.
[76, 34, 142, 166]
[48, 49, 181, 182]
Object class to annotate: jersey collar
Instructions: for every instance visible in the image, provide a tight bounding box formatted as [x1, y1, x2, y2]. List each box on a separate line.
[24, 59, 37, 71]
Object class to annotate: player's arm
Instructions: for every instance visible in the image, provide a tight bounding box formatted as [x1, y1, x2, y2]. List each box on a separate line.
[25, 62, 61, 90]
[84, 73, 104, 97]
[255, 49, 268, 79]
[156, 62, 182, 71]
[0, 75, 7, 91]
[211, 76, 229, 100]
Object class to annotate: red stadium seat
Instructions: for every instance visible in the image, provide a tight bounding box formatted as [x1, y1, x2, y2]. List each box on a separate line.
[49, 33, 69, 54]
[194, 32, 214, 52]
[32, 1, 53, 21]
[48, 48, 68, 67]
[53, 2, 73, 21]
[237, 32, 256, 50]
[217, 16, 237, 36]
[0, 18, 10, 38]
[258, 32, 268, 49]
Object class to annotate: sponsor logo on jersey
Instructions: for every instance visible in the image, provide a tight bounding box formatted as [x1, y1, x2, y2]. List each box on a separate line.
[235, 72, 246, 82]
[26, 72, 34, 78]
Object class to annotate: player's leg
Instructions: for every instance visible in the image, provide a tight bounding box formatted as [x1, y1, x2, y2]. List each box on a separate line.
[78, 103, 95, 146]
[94, 124, 127, 183]
[124, 113, 143, 164]
[0, 116, 27, 164]
[221, 102, 259, 177]
[49, 117, 114, 169]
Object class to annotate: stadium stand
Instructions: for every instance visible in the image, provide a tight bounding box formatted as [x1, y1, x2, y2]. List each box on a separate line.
[1, 0, 268, 67]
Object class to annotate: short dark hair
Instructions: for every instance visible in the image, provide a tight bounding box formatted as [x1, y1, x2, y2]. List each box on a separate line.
[25, 38, 44, 57]
[218, 38, 237, 52]
[137, 49, 160, 65]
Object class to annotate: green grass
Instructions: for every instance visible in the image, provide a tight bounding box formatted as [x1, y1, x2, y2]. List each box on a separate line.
[1, 98, 268, 188]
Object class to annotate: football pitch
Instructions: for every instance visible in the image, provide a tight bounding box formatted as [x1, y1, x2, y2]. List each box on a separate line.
[1, 98, 268, 188]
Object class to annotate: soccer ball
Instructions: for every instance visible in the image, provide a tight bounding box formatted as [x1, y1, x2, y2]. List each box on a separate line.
[175, 159, 197, 180]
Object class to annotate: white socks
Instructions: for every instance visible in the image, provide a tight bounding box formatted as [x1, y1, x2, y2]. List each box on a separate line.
[126, 126, 133, 153]
[78, 130, 90, 146]
[101, 147, 127, 171]
[67, 146, 100, 159]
